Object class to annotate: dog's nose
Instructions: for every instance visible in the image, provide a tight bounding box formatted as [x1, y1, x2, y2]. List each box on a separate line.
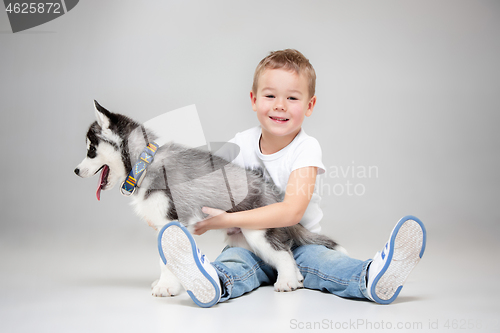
[74, 168, 80, 176]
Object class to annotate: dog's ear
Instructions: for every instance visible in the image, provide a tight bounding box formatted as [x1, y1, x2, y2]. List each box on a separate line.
[94, 100, 112, 129]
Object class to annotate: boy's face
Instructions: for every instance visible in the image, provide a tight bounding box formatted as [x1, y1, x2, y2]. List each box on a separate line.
[250, 68, 316, 142]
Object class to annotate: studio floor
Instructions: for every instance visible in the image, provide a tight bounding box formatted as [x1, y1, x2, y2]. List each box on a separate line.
[1, 220, 498, 333]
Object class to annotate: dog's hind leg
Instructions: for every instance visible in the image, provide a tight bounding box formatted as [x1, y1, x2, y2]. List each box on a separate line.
[241, 229, 302, 292]
[151, 258, 184, 297]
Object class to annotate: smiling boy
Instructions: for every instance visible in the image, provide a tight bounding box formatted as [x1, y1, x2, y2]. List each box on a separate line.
[158, 49, 426, 307]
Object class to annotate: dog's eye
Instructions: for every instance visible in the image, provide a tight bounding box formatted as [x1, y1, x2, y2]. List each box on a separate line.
[87, 145, 97, 159]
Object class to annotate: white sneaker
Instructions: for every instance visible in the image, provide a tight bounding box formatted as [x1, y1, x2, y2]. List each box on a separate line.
[366, 215, 426, 304]
[158, 221, 221, 308]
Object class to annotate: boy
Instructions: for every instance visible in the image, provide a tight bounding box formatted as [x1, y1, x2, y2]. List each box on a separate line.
[157, 49, 426, 307]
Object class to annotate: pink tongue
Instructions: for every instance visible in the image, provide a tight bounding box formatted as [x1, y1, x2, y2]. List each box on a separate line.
[96, 165, 109, 201]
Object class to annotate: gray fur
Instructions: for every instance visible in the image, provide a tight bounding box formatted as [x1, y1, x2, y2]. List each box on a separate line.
[265, 225, 338, 251]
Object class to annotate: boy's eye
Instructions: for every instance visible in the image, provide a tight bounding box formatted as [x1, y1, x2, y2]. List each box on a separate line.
[288, 97, 298, 101]
[265, 95, 275, 98]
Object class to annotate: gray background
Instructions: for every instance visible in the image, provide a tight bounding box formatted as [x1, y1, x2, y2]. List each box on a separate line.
[1, 1, 499, 332]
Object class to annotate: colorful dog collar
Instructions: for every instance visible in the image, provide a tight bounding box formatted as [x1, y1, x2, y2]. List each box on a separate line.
[120, 142, 160, 196]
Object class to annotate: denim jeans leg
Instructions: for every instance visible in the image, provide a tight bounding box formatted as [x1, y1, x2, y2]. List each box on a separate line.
[211, 247, 277, 302]
[293, 245, 373, 300]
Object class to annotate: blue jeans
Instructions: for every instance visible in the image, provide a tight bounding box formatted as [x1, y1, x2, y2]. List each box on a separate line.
[211, 245, 373, 302]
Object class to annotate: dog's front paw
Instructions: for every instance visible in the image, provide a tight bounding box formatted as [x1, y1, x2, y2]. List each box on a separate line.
[274, 276, 303, 292]
[151, 279, 183, 297]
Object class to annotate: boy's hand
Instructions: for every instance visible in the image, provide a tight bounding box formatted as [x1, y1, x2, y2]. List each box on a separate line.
[193, 207, 227, 235]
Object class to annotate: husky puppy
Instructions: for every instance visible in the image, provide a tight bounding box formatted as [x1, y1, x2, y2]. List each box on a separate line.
[75, 101, 339, 296]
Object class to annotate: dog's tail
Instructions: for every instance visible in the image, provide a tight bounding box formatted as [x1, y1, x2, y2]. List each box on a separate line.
[266, 224, 347, 254]
[288, 224, 341, 250]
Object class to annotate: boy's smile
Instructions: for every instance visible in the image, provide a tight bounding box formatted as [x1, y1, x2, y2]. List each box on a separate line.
[251, 68, 316, 153]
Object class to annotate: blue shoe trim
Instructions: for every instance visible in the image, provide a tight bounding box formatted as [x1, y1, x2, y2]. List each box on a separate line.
[157, 221, 220, 308]
[407, 215, 427, 259]
[370, 215, 426, 305]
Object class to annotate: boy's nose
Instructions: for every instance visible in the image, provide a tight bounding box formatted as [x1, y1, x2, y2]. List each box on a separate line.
[273, 100, 285, 111]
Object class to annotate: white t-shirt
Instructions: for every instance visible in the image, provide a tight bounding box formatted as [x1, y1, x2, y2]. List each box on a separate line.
[220, 126, 325, 233]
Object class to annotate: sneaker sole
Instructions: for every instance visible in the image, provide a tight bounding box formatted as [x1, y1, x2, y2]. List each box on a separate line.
[158, 221, 220, 308]
[370, 215, 426, 304]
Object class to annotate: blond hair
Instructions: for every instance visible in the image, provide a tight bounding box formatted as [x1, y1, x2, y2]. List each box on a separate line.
[252, 49, 316, 98]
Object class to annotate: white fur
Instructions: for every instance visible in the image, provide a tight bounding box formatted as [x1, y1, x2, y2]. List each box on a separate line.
[94, 103, 122, 147]
[131, 186, 170, 231]
[75, 141, 125, 191]
[151, 258, 183, 297]
[241, 229, 304, 291]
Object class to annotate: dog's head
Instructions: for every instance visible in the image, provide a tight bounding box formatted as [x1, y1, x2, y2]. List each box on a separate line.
[74, 101, 138, 200]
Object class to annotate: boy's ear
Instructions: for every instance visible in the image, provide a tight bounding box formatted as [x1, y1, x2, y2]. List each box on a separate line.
[305, 95, 317, 117]
[250, 91, 257, 111]
[94, 100, 111, 129]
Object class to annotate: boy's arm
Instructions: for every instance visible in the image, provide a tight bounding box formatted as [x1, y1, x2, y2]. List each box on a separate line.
[193, 166, 318, 235]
